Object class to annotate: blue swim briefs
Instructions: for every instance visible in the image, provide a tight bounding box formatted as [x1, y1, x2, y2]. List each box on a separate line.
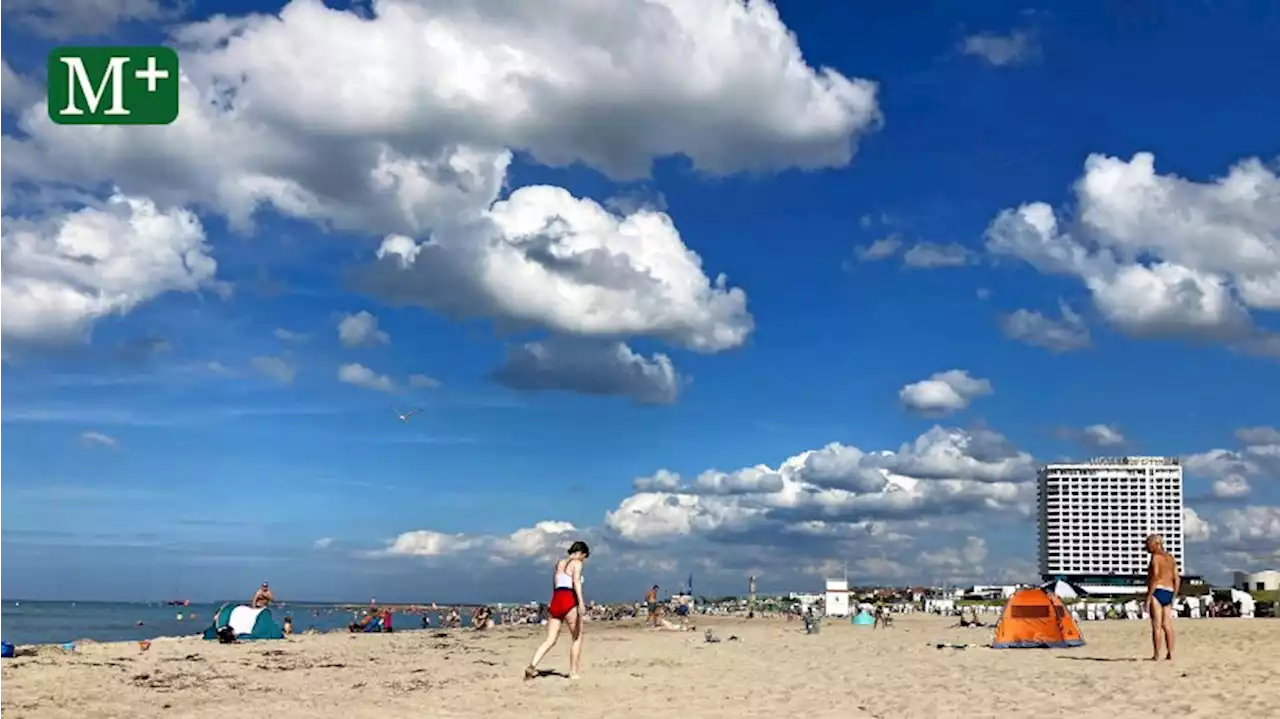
[1152, 588, 1175, 606]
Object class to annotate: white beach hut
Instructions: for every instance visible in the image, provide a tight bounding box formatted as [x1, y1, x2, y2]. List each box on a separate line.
[824, 579, 849, 617]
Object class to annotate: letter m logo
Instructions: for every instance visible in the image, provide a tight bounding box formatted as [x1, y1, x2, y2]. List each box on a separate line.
[47, 46, 180, 126]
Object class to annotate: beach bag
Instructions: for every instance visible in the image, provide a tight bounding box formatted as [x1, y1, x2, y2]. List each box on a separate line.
[1, 641, 14, 658]
[215, 625, 237, 644]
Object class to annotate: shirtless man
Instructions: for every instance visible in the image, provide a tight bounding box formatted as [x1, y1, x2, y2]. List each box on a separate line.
[645, 585, 660, 627]
[1144, 534, 1180, 661]
[252, 582, 273, 609]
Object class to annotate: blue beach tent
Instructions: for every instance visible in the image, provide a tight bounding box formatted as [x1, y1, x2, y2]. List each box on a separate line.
[851, 610, 875, 626]
[202, 605, 285, 641]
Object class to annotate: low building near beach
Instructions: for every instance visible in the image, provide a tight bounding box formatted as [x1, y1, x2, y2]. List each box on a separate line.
[788, 591, 822, 608]
[1233, 570, 1279, 593]
[966, 584, 1018, 600]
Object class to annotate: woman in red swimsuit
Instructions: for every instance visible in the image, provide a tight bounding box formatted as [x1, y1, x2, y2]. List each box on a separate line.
[525, 541, 589, 679]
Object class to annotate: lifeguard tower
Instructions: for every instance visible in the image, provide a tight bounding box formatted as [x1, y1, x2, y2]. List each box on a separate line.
[824, 579, 849, 617]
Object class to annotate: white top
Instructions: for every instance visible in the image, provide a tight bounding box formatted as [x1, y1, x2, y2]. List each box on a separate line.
[555, 571, 574, 589]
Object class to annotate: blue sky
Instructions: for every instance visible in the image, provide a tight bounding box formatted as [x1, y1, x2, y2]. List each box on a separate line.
[2, 1, 1278, 602]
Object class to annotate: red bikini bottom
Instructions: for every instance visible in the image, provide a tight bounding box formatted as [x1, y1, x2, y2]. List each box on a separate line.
[548, 588, 577, 619]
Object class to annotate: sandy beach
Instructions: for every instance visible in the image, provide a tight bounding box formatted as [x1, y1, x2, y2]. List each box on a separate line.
[2, 614, 1276, 719]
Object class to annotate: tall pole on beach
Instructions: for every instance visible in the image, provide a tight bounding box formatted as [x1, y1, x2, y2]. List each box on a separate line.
[748, 575, 757, 618]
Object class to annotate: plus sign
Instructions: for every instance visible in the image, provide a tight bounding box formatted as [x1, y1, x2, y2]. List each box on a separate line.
[134, 55, 169, 93]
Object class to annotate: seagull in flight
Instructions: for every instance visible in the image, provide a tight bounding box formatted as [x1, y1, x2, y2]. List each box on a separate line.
[394, 408, 424, 423]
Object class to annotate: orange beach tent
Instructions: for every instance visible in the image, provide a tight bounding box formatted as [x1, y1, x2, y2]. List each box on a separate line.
[991, 587, 1084, 649]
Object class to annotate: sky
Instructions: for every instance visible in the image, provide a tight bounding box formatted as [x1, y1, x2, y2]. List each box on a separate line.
[1, 0, 1278, 603]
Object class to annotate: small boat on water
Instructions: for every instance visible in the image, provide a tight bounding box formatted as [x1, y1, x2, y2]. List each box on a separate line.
[165, 599, 191, 607]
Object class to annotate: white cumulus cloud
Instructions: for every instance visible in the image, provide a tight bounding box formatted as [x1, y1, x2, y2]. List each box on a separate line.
[365, 425, 1037, 585]
[899, 369, 993, 416]
[1081, 424, 1126, 449]
[1183, 426, 1280, 501]
[985, 153, 1280, 357]
[1, 194, 217, 346]
[337, 363, 395, 393]
[337, 311, 390, 348]
[1000, 302, 1091, 352]
[961, 29, 1039, 67]
[2, 0, 881, 366]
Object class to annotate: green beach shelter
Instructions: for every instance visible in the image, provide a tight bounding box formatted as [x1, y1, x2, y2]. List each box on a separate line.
[202, 604, 285, 641]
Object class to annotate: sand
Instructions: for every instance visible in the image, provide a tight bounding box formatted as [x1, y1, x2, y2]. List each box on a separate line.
[2, 614, 1277, 719]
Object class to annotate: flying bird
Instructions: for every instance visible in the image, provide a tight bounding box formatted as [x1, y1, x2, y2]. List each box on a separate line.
[394, 408, 424, 423]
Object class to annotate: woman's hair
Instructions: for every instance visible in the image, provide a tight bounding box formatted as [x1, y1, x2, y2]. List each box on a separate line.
[567, 540, 591, 557]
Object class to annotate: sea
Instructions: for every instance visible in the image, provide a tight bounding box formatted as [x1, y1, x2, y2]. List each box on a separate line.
[0, 601, 490, 646]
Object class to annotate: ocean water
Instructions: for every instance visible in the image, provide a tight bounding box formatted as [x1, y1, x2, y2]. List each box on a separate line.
[0, 601, 485, 646]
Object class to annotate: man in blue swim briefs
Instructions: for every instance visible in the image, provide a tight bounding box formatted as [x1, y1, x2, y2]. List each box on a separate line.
[1144, 534, 1181, 661]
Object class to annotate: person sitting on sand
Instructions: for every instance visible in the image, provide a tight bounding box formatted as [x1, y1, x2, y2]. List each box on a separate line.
[1144, 533, 1180, 661]
[349, 608, 382, 632]
[282, 616, 293, 636]
[525, 540, 590, 680]
[252, 582, 273, 609]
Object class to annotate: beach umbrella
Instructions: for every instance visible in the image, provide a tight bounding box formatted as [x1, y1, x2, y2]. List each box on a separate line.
[1042, 579, 1088, 599]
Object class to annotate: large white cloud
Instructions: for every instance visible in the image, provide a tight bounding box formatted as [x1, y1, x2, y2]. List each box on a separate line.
[985, 153, 1280, 356]
[380, 521, 583, 566]
[604, 426, 1033, 546]
[1188, 505, 1280, 571]
[369, 425, 1037, 584]
[3, 0, 877, 359]
[1217, 506, 1280, 545]
[361, 427, 1280, 584]
[0, 194, 217, 345]
[362, 186, 753, 352]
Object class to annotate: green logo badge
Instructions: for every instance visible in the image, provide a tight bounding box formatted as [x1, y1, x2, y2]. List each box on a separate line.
[47, 46, 179, 126]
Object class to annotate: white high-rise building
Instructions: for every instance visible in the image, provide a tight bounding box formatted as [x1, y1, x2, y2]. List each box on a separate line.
[1038, 457, 1184, 583]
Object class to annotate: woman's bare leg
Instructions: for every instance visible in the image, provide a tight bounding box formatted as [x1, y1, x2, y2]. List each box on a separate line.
[567, 608, 584, 678]
[527, 618, 562, 677]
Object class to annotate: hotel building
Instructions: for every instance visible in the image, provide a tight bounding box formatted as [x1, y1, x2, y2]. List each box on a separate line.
[1037, 456, 1185, 593]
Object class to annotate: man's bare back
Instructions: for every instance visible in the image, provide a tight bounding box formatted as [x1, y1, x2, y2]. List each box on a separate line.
[1148, 553, 1177, 591]
[1144, 534, 1180, 661]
